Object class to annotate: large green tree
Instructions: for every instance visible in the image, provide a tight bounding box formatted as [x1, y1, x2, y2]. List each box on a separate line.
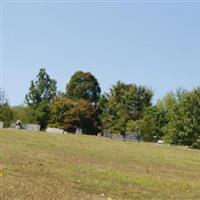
[25, 68, 57, 107]
[162, 88, 200, 148]
[101, 81, 153, 134]
[66, 71, 101, 103]
[25, 68, 57, 129]
[49, 97, 100, 134]
[64, 99, 100, 134]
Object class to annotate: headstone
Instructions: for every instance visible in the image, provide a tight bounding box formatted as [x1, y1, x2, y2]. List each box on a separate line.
[125, 132, 138, 141]
[111, 134, 123, 140]
[10, 122, 16, 128]
[75, 128, 82, 135]
[0, 121, 4, 128]
[157, 140, 165, 144]
[97, 132, 103, 137]
[46, 127, 64, 134]
[23, 123, 41, 131]
[103, 130, 112, 138]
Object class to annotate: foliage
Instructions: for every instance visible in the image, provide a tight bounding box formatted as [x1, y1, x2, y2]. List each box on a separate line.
[64, 99, 99, 134]
[66, 71, 101, 103]
[97, 94, 109, 130]
[127, 106, 168, 141]
[0, 88, 13, 127]
[178, 88, 200, 146]
[101, 81, 153, 134]
[155, 91, 179, 143]
[25, 68, 57, 129]
[49, 97, 75, 128]
[35, 101, 51, 129]
[0, 103, 13, 127]
[127, 118, 155, 141]
[192, 137, 200, 149]
[158, 88, 200, 147]
[12, 105, 39, 123]
[25, 68, 57, 107]
[49, 97, 99, 134]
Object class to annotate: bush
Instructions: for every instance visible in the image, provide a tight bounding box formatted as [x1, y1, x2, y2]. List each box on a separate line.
[0, 104, 14, 127]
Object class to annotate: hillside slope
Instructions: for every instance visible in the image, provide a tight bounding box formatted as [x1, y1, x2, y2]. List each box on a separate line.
[1, 129, 200, 200]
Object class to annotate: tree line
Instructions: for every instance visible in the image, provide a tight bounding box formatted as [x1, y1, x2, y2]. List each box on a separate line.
[0, 68, 200, 149]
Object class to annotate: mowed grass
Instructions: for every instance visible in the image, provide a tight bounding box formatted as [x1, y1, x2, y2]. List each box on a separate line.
[0, 129, 200, 200]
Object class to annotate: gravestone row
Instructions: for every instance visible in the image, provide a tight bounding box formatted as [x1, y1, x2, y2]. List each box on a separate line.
[102, 130, 143, 142]
[1, 121, 142, 143]
[10, 122, 41, 131]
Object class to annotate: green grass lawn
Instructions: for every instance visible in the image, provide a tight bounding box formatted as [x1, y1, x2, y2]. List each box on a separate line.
[0, 129, 200, 200]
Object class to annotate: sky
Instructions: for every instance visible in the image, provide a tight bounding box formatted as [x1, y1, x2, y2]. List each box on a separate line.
[1, 1, 200, 105]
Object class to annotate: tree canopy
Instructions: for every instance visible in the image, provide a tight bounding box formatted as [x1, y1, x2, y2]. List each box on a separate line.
[49, 97, 100, 134]
[101, 81, 153, 134]
[25, 68, 57, 107]
[66, 71, 101, 103]
[162, 88, 200, 148]
[25, 68, 57, 129]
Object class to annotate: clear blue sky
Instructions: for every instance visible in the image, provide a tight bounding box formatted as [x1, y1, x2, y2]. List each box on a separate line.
[1, 1, 200, 105]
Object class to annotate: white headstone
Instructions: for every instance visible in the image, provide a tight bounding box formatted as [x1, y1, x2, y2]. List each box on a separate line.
[46, 127, 64, 134]
[23, 123, 41, 131]
[0, 121, 4, 128]
[10, 122, 16, 128]
[157, 140, 165, 144]
[75, 128, 82, 135]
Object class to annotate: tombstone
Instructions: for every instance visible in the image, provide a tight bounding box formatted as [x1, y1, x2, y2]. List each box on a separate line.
[138, 135, 144, 142]
[23, 123, 41, 131]
[46, 127, 64, 134]
[153, 135, 159, 143]
[97, 132, 103, 137]
[125, 132, 138, 141]
[157, 140, 165, 144]
[125, 132, 143, 142]
[178, 139, 183, 145]
[75, 128, 82, 135]
[111, 134, 123, 140]
[10, 122, 16, 128]
[10, 121, 23, 129]
[103, 130, 112, 138]
[0, 121, 4, 128]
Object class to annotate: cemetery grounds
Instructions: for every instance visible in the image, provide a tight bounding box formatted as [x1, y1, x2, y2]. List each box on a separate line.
[0, 128, 200, 200]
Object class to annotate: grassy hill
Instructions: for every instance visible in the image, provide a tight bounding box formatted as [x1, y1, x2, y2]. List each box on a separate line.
[1, 129, 200, 200]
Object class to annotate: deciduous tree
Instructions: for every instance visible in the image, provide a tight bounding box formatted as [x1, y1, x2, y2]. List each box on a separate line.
[101, 81, 153, 134]
[66, 71, 101, 103]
